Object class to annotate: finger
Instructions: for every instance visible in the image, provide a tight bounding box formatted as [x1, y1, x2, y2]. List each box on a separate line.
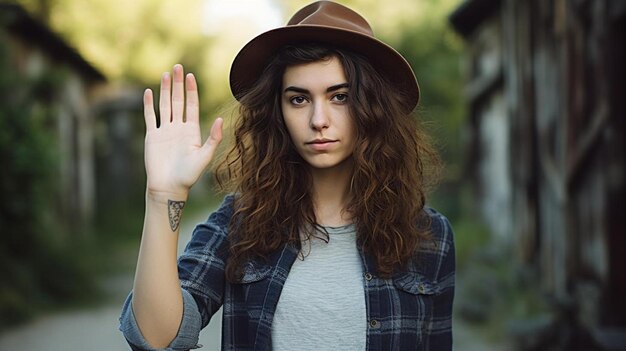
[171, 64, 185, 123]
[201, 117, 224, 162]
[185, 73, 199, 124]
[143, 89, 157, 131]
[159, 72, 171, 125]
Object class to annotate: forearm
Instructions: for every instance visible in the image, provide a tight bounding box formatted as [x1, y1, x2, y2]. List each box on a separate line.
[131, 190, 188, 348]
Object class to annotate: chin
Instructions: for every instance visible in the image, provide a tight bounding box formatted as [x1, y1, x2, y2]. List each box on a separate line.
[304, 155, 353, 171]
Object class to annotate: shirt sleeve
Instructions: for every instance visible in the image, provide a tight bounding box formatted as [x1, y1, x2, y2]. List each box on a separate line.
[424, 212, 456, 350]
[118, 289, 203, 350]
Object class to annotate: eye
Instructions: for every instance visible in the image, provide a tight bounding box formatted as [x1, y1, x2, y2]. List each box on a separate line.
[332, 93, 348, 103]
[289, 96, 308, 105]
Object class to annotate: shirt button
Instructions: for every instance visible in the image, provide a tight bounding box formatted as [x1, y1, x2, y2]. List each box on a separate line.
[364, 272, 373, 281]
[369, 319, 380, 329]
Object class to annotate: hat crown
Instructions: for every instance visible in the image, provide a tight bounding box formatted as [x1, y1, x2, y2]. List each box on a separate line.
[287, 1, 374, 37]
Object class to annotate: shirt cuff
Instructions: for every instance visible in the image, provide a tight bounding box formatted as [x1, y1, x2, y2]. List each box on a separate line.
[119, 289, 203, 350]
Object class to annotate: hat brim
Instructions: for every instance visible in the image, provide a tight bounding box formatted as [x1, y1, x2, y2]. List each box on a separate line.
[229, 25, 419, 113]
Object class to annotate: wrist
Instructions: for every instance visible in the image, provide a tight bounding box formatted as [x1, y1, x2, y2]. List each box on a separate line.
[145, 189, 188, 232]
[146, 189, 189, 205]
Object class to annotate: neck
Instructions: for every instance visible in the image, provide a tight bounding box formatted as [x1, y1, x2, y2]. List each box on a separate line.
[310, 160, 353, 226]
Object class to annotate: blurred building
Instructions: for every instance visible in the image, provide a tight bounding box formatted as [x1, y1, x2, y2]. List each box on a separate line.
[450, 0, 625, 349]
[91, 86, 144, 216]
[1, 3, 106, 234]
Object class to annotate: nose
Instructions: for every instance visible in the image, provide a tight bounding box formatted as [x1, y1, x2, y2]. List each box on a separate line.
[309, 101, 329, 131]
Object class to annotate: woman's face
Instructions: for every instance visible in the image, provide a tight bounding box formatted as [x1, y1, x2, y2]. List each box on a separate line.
[281, 56, 356, 172]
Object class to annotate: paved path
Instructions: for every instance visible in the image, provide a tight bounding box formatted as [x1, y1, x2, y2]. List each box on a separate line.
[0, 211, 222, 351]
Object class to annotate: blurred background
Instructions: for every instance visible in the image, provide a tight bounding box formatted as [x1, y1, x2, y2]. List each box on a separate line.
[0, 0, 624, 350]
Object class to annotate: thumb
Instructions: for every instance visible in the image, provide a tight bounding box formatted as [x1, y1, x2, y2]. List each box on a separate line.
[200, 117, 223, 163]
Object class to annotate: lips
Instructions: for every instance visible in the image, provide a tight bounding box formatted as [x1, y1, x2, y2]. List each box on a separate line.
[305, 138, 338, 151]
[306, 138, 337, 145]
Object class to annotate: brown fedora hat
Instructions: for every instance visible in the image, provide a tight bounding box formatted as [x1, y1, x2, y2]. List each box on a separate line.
[229, 0, 420, 113]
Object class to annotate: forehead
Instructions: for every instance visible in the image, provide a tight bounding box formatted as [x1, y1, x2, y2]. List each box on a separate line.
[282, 56, 347, 88]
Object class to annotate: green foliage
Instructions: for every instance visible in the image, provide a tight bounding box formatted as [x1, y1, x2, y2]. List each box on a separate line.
[0, 33, 95, 329]
[389, 2, 466, 221]
[456, 242, 552, 344]
[451, 216, 491, 269]
[17, 0, 206, 82]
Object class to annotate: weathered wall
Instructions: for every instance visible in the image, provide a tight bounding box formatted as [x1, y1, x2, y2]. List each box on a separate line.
[451, 0, 625, 348]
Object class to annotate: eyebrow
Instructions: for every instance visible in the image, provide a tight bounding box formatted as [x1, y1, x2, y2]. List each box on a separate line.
[283, 83, 350, 94]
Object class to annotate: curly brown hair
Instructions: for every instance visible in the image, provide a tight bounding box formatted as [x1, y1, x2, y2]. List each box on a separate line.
[217, 44, 440, 282]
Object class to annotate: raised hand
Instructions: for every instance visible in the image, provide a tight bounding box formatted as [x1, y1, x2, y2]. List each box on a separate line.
[143, 64, 223, 197]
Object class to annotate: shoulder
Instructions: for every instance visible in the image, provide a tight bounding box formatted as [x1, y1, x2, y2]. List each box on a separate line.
[410, 207, 455, 282]
[392, 207, 455, 296]
[206, 193, 237, 225]
[423, 207, 455, 255]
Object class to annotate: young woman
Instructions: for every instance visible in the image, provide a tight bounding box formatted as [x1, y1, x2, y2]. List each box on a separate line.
[119, 1, 455, 350]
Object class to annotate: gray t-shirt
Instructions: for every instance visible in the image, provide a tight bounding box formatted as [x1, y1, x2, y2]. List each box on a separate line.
[271, 224, 367, 350]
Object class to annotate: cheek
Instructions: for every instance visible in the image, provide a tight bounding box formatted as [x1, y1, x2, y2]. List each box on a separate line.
[281, 108, 295, 137]
[282, 118, 305, 148]
[282, 117, 297, 139]
[282, 109, 308, 141]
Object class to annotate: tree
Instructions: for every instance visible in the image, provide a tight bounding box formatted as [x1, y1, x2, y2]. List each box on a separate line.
[0, 33, 93, 329]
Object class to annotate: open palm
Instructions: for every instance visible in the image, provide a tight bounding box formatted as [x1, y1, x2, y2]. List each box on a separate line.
[143, 64, 223, 197]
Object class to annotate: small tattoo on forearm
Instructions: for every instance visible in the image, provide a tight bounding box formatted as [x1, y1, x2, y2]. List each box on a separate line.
[168, 200, 186, 231]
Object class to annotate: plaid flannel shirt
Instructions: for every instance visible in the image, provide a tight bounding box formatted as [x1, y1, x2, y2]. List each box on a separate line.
[119, 195, 455, 350]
